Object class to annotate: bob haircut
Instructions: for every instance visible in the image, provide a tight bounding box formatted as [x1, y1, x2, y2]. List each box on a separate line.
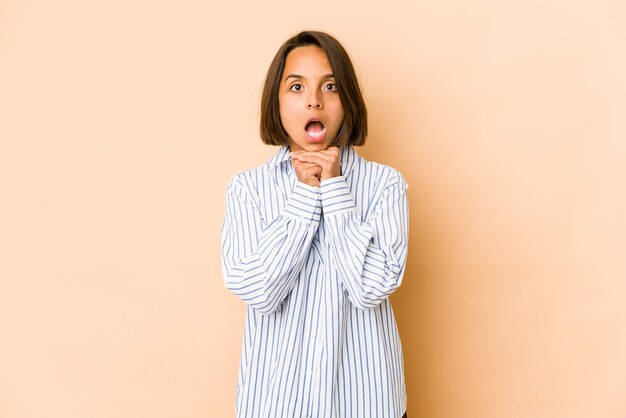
[260, 31, 368, 147]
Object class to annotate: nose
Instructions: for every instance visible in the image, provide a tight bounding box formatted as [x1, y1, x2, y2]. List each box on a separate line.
[307, 91, 323, 109]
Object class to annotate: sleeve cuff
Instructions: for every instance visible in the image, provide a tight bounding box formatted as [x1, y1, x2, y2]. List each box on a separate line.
[320, 176, 357, 215]
[283, 181, 322, 224]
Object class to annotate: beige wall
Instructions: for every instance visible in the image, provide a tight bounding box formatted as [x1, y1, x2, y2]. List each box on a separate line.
[1, 0, 625, 417]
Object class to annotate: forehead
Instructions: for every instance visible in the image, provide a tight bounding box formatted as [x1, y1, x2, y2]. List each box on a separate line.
[282, 45, 333, 79]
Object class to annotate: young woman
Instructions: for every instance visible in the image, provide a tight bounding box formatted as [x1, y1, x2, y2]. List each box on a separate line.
[222, 30, 409, 418]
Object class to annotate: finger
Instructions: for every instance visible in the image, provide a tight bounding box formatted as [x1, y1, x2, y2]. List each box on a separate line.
[295, 161, 321, 173]
[294, 153, 334, 167]
[300, 149, 340, 164]
[291, 158, 311, 167]
[295, 151, 333, 160]
[317, 147, 340, 157]
[291, 156, 316, 166]
[290, 151, 335, 163]
[289, 150, 306, 159]
[291, 160, 322, 178]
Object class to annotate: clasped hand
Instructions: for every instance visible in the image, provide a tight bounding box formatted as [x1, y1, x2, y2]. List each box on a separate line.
[289, 147, 341, 187]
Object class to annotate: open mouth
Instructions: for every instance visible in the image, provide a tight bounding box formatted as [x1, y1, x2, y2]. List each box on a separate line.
[305, 119, 326, 139]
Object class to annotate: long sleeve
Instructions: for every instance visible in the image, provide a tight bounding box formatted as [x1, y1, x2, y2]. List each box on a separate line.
[321, 174, 409, 310]
[228, 148, 408, 418]
[221, 177, 321, 315]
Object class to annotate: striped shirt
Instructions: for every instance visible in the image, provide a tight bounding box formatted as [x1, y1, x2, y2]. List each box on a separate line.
[221, 145, 408, 418]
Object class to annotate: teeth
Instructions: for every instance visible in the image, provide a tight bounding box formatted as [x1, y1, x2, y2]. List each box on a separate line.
[307, 126, 326, 138]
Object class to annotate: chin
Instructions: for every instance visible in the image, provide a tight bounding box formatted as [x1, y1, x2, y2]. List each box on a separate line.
[304, 143, 327, 151]
[290, 141, 327, 152]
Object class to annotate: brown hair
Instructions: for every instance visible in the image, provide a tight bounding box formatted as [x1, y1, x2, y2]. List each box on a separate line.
[260, 31, 368, 147]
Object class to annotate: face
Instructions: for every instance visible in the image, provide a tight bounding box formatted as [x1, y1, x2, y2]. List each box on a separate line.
[278, 45, 345, 152]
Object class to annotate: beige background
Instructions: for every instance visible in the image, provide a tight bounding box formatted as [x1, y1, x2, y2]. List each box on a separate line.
[1, 0, 625, 417]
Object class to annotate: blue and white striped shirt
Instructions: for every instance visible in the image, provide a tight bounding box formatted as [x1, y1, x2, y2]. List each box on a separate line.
[221, 145, 408, 418]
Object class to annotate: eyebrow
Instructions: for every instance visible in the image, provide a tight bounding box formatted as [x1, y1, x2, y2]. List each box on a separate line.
[284, 73, 335, 81]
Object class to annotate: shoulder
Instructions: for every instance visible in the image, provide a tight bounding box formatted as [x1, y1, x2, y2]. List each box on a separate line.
[227, 165, 265, 191]
[353, 152, 408, 192]
[225, 165, 269, 207]
[225, 148, 285, 199]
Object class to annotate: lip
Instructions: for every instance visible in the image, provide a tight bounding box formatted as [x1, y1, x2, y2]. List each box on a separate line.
[304, 117, 326, 143]
[305, 116, 324, 125]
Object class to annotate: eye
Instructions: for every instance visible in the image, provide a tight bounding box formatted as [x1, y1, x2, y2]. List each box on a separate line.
[324, 82, 338, 92]
[290, 83, 303, 92]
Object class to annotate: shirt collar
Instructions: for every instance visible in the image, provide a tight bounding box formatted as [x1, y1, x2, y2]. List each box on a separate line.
[267, 146, 292, 171]
[339, 145, 359, 168]
[267, 145, 361, 173]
